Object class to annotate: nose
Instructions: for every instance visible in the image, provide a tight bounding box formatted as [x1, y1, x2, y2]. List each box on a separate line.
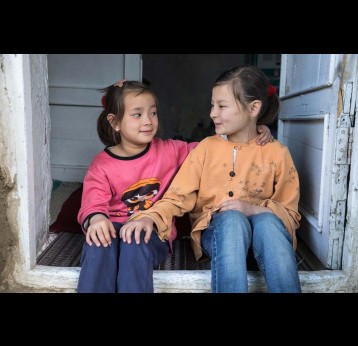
[143, 113, 152, 126]
[210, 107, 217, 119]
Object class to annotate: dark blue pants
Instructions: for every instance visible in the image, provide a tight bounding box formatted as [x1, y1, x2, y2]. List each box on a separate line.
[77, 222, 169, 293]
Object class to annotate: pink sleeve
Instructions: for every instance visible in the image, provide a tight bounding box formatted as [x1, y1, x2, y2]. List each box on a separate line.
[173, 140, 199, 166]
[77, 168, 111, 228]
[188, 142, 199, 150]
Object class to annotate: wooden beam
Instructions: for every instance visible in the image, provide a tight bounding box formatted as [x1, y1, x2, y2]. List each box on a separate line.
[153, 270, 351, 293]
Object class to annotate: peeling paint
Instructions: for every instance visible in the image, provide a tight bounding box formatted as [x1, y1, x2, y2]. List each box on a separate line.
[337, 86, 343, 117]
[0, 175, 17, 290]
[337, 55, 348, 118]
[0, 167, 15, 189]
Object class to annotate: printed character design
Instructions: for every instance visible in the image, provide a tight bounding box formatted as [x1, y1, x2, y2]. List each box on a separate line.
[122, 178, 161, 216]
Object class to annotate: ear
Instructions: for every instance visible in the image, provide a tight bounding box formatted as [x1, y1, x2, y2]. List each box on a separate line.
[249, 100, 262, 119]
[107, 113, 119, 131]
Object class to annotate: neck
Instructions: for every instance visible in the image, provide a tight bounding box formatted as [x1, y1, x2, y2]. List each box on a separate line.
[112, 142, 149, 157]
[228, 121, 258, 143]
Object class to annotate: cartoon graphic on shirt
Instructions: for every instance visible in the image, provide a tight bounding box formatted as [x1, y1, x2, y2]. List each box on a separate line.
[122, 178, 161, 216]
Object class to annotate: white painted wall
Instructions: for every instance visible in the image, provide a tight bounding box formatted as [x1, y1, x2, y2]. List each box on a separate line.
[0, 54, 38, 273]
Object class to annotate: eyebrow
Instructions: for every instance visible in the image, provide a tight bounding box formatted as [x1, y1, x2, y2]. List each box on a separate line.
[129, 104, 157, 112]
[212, 99, 230, 103]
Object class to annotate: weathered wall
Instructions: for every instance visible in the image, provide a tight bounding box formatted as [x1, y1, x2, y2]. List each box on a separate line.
[30, 55, 52, 253]
[0, 54, 19, 289]
[0, 54, 51, 290]
[0, 177, 14, 290]
[0, 54, 73, 292]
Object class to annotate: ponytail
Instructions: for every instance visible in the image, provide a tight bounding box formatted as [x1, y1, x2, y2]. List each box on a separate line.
[258, 92, 280, 126]
[97, 109, 120, 146]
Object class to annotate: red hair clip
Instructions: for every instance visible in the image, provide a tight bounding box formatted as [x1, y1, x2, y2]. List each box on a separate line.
[268, 84, 277, 97]
[101, 95, 107, 109]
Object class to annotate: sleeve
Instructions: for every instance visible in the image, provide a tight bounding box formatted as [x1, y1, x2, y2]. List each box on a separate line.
[259, 146, 301, 237]
[188, 141, 199, 150]
[172, 140, 199, 166]
[77, 167, 112, 231]
[128, 144, 204, 235]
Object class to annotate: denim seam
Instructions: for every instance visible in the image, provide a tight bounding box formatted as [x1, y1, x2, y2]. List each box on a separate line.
[212, 225, 217, 293]
[253, 249, 265, 274]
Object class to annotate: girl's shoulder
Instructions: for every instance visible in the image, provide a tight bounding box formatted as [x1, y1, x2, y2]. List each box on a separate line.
[195, 135, 225, 148]
[91, 148, 109, 162]
[87, 148, 112, 169]
[269, 139, 290, 151]
[190, 134, 219, 145]
[262, 139, 294, 162]
[187, 135, 222, 157]
[152, 137, 197, 151]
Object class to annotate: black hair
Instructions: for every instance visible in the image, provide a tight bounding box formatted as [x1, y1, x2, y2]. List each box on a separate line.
[97, 80, 158, 146]
[214, 65, 279, 125]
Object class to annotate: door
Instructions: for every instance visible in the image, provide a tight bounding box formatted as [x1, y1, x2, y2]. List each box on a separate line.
[278, 54, 356, 269]
[47, 54, 142, 182]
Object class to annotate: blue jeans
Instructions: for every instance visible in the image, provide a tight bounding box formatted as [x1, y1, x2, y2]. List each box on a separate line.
[77, 222, 169, 293]
[201, 210, 301, 293]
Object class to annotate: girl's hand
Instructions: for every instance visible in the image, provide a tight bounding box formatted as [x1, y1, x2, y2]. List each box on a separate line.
[256, 125, 274, 145]
[120, 217, 154, 244]
[86, 214, 116, 247]
[219, 199, 273, 216]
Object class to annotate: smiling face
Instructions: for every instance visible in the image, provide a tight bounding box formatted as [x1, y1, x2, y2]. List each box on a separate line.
[117, 91, 159, 148]
[210, 83, 254, 143]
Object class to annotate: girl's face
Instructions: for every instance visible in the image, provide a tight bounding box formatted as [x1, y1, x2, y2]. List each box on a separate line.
[118, 92, 158, 147]
[210, 84, 252, 141]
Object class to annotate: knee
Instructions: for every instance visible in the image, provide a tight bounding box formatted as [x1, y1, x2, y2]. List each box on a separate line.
[86, 236, 119, 253]
[255, 212, 281, 224]
[120, 232, 150, 253]
[219, 210, 249, 228]
[215, 210, 251, 241]
[254, 213, 285, 233]
[80, 237, 119, 265]
[252, 213, 291, 247]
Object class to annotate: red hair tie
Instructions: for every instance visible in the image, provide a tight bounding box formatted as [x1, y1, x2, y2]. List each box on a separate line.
[101, 95, 107, 109]
[268, 84, 277, 97]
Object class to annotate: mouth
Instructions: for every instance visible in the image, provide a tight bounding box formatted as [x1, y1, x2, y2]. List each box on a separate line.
[140, 130, 153, 135]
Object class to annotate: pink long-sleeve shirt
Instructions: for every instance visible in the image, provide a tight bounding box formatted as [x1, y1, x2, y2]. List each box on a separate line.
[78, 137, 197, 245]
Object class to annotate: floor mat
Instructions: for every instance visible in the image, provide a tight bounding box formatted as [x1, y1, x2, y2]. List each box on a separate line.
[37, 232, 85, 267]
[37, 232, 318, 271]
[157, 237, 211, 270]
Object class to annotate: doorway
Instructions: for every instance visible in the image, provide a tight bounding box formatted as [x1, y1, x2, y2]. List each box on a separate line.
[42, 54, 323, 272]
[6, 54, 357, 292]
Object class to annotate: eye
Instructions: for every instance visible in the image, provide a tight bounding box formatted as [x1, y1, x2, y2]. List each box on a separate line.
[150, 111, 157, 117]
[132, 113, 141, 118]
